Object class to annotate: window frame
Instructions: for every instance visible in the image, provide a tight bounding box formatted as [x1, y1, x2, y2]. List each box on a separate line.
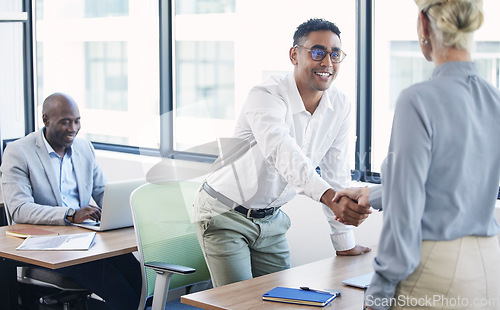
[354, 0, 378, 183]
[24, 0, 382, 179]
[4, 0, 36, 137]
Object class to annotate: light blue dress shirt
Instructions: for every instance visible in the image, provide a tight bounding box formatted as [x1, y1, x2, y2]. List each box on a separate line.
[366, 61, 500, 309]
[42, 131, 80, 209]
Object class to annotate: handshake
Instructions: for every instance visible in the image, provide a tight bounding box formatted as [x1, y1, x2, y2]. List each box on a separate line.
[321, 186, 372, 227]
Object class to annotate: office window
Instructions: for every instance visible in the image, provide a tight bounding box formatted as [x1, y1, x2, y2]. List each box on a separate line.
[24, 0, 500, 177]
[0, 23, 25, 138]
[176, 0, 235, 15]
[173, 0, 357, 162]
[34, 0, 160, 149]
[85, 0, 129, 18]
[389, 42, 434, 111]
[36, 45, 44, 103]
[176, 41, 234, 120]
[475, 42, 500, 89]
[0, 2, 28, 143]
[85, 42, 128, 111]
[371, 0, 500, 173]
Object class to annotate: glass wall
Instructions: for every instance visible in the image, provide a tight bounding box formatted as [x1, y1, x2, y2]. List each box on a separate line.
[0, 1, 27, 147]
[371, 0, 500, 172]
[173, 0, 357, 166]
[34, 0, 160, 149]
[33, 0, 356, 163]
[26, 0, 500, 179]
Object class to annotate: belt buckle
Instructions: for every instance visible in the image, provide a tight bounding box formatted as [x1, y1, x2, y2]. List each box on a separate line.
[246, 208, 253, 219]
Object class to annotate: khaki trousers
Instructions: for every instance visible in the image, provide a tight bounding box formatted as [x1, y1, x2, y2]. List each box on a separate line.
[392, 235, 500, 310]
[193, 187, 292, 287]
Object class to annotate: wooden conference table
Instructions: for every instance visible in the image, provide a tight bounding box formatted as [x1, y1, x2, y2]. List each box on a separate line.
[0, 224, 137, 310]
[182, 248, 377, 310]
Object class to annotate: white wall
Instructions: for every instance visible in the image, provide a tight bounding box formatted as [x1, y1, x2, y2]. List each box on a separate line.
[96, 150, 500, 268]
[95, 151, 384, 267]
[285, 185, 384, 266]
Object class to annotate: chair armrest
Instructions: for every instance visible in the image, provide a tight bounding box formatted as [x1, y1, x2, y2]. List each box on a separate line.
[145, 261, 196, 275]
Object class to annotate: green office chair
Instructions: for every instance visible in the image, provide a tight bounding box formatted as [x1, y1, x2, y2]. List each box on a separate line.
[130, 180, 211, 310]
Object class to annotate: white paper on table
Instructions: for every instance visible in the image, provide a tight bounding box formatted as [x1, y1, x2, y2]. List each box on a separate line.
[16, 232, 96, 251]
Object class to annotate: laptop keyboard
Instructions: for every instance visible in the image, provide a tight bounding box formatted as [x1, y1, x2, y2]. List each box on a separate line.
[80, 220, 100, 227]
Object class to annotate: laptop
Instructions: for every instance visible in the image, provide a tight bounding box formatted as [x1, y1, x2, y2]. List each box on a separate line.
[341, 271, 374, 289]
[73, 179, 146, 231]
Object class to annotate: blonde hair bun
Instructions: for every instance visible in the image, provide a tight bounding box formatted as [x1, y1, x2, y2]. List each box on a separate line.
[415, 0, 484, 49]
[437, 0, 483, 33]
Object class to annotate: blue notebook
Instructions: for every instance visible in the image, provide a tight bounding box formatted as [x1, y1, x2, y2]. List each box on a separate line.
[262, 287, 339, 307]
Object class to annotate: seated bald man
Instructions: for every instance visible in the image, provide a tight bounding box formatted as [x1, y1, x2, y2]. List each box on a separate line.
[1, 92, 141, 310]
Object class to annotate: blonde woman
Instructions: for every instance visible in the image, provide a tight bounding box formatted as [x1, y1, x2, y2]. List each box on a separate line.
[337, 0, 500, 309]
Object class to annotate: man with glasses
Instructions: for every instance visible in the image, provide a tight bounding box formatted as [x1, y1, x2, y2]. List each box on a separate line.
[193, 18, 372, 287]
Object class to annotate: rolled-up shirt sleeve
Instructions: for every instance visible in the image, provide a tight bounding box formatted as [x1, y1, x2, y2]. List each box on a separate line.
[318, 102, 355, 251]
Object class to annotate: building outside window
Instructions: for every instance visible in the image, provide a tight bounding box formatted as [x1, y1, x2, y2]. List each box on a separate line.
[34, 0, 159, 149]
[33, 0, 357, 161]
[175, 41, 235, 121]
[175, 0, 235, 14]
[27, 0, 500, 177]
[85, 0, 129, 18]
[172, 0, 357, 162]
[372, 0, 500, 173]
[85, 41, 128, 112]
[0, 2, 26, 145]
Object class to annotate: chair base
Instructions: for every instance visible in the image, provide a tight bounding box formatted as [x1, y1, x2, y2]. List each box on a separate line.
[17, 283, 94, 310]
[39, 290, 90, 310]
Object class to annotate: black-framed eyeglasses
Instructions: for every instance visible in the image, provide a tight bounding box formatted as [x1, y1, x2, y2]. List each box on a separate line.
[294, 45, 347, 63]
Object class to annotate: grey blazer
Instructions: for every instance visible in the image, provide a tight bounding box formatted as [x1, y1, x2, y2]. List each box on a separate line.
[1, 129, 107, 225]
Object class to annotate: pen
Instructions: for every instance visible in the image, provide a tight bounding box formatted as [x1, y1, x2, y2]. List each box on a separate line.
[299, 287, 339, 295]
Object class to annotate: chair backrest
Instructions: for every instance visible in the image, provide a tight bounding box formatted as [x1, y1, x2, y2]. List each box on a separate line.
[130, 180, 210, 304]
[0, 206, 8, 226]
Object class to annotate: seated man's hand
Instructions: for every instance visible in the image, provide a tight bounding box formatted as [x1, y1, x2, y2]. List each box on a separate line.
[336, 244, 371, 256]
[74, 205, 102, 223]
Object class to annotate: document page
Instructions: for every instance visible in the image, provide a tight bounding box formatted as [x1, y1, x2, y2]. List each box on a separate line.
[16, 232, 96, 250]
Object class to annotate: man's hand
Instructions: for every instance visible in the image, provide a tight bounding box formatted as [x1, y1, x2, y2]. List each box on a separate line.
[73, 205, 102, 223]
[333, 186, 371, 208]
[321, 189, 371, 227]
[336, 244, 371, 256]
